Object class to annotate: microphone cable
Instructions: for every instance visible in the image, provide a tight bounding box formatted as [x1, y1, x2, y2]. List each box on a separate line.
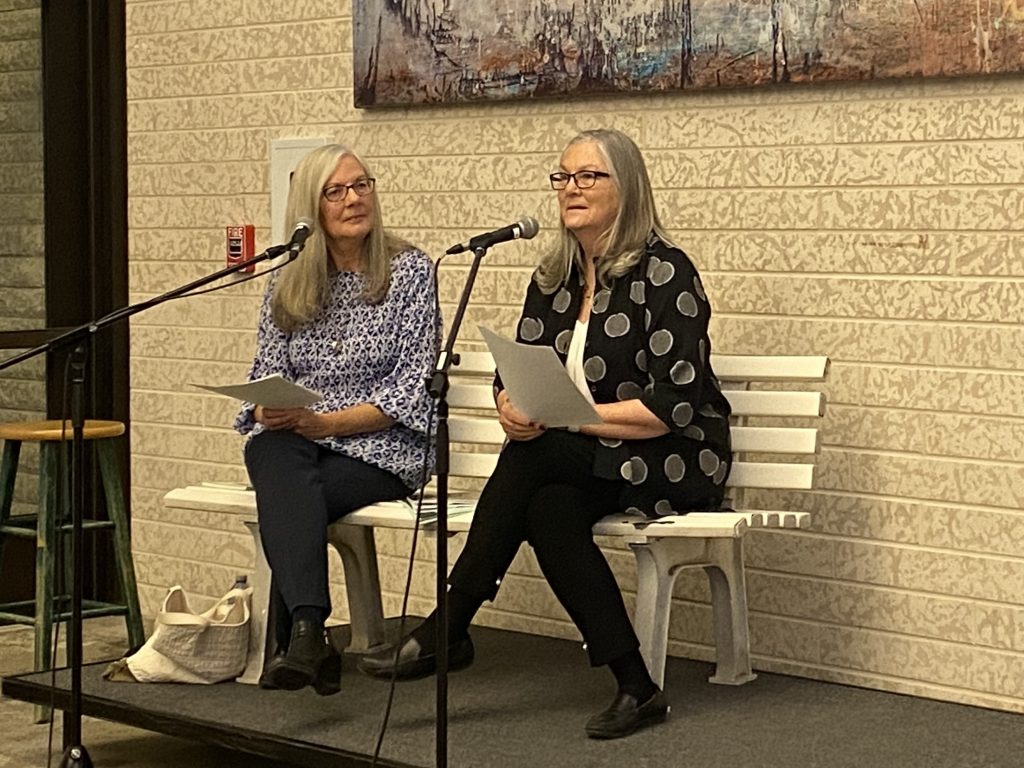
[370, 252, 446, 765]
[44, 347, 76, 768]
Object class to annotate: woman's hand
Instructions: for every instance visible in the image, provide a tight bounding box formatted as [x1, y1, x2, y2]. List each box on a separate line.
[256, 406, 334, 440]
[496, 390, 545, 441]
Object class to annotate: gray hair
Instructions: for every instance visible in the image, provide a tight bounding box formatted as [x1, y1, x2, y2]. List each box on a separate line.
[535, 128, 676, 293]
[271, 143, 410, 331]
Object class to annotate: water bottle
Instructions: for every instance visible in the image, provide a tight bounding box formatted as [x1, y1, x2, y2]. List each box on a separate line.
[216, 575, 249, 619]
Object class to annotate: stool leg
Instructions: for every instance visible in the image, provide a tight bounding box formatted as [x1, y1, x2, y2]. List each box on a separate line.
[34, 443, 58, 723]
[95, 440, 145, 649]
[0, 440, 22, 569]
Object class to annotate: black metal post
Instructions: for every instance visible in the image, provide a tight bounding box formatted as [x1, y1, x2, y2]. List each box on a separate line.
[426, 245, 488, 768]
[60, 344, 92, 767]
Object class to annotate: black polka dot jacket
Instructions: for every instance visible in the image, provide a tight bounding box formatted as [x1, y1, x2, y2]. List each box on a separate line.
[501, 234, 733, 517]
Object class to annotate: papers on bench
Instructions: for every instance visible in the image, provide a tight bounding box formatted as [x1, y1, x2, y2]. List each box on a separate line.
[413, 497, 476, 525]
[356, 496, 475, 528]
[192, 374, 323, 408]
[479, 326, 601, 428]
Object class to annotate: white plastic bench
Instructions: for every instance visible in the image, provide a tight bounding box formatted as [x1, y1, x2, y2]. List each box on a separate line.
[163, 350, 829, 689]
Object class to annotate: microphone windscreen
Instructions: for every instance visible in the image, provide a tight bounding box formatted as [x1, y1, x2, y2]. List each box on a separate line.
[518, 216, 540, 240]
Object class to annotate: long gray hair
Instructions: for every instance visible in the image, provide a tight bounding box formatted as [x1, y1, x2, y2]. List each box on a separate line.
[271, 144, 410, 331]
[535, 128, 676, 293]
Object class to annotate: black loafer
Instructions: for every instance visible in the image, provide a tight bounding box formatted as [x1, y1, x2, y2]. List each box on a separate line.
[585, 688, 669, 739]
[258, 651, 285, 690]
[261, 620, 342, 696]
[357, 635, 474, 680]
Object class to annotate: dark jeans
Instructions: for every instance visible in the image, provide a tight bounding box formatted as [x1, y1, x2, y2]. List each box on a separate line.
[448, 430, 636, 666]
[244, 429, 408, 645]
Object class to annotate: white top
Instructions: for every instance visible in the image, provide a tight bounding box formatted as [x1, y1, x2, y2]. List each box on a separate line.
[565, 319, 596, 405]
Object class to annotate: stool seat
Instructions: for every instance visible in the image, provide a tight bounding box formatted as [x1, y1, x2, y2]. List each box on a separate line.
[0, 419, 125, 442]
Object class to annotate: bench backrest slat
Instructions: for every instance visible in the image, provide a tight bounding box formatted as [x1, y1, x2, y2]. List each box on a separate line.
[447, 450, 815, 491]
[723, 390, 825, 418]
[712, 354, 830, 381]
[448, 383, 497, 410]
[455, 350, 830, 383]
[450, 415, 819, 456]
[452, 380, 826, 418]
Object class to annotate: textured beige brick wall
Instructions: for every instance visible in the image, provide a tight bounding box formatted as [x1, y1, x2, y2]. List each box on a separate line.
[125, 1, 1024, 712]
[0, 2, 45, 514]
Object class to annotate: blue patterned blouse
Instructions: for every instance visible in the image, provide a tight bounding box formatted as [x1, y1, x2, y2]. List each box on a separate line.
[234, 248, 439, 489]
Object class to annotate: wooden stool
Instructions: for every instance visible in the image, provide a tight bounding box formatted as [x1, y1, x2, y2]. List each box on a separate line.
[0, 420, 145, 686]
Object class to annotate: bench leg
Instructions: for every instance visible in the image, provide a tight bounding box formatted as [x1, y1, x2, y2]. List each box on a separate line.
[704, 538, 757, 685]
[629, 539, 704, 690]
[237, 520, 272, 685]
[327, 523, 387, 653]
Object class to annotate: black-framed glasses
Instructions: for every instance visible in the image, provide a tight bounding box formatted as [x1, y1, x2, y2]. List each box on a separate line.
[549, 170, 611, 190]
[322, 177, 376, 202]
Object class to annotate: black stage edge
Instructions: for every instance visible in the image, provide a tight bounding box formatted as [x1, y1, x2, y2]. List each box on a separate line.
[4, 622, 1024, 768]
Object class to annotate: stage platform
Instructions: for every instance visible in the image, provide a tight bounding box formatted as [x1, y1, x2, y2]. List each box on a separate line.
[3, 622, 1023, 768]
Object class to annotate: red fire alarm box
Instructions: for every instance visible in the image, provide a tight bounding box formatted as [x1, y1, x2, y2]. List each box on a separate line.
[226, 225, 255, 272]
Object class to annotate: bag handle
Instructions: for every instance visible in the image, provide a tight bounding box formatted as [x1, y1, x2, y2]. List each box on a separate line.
[157, 586, 210, 628]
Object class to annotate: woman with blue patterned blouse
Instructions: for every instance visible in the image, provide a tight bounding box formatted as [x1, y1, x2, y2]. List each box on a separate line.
[235, 145, 439, 696]
[361, 129, 731, 739]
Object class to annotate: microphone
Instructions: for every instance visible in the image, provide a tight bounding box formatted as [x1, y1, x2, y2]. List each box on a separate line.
[285, 218, 315, 256]
[445, 216, 540, 255]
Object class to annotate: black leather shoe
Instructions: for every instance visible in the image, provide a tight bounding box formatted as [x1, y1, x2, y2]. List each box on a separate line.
[258, 651, 285, 690]
[261, 620, 341, 696]
[584, 688, 669, 739]
[357, 635, 474, 681]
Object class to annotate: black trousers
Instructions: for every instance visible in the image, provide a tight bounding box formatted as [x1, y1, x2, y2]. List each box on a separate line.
[448, 430, 636, 666]
[244, 430, 408, 643]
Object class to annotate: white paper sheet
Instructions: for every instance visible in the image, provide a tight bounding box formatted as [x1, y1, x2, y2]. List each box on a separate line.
[479, 326, 601, 428]
[191, 374, 323, 408]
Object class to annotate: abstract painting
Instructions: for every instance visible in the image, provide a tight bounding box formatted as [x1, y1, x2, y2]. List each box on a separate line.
[353, 1, 1024, 107]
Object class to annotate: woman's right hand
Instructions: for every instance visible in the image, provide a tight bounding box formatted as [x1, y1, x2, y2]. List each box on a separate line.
[254, 405, 303, 431]
[496, 390, 545, 441]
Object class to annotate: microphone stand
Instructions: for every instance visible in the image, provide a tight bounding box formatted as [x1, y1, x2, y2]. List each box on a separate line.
[425, 244, 488, 768]
[0, 242, 294, 768]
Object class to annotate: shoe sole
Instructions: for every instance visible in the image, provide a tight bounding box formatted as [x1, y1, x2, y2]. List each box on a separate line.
[313, 654, 342, 696]
[262, 654, 342, 696]
[585, 707, 670, 740]
[359, 648, 474, 681]
[262, 660, 314, 691]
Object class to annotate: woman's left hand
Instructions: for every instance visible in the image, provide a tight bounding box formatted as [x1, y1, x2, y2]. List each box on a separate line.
[260, 407, 334, 440]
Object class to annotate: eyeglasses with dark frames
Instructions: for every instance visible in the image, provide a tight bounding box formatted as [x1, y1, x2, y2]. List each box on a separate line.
[549, 170, 611, 190]
[322, 178, 376, 202]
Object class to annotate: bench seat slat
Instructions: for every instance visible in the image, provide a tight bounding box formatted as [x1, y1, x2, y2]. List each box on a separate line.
[164, 486, 810, 540]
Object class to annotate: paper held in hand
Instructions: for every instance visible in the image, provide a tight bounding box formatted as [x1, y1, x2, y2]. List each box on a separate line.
[192, 374, 323, 409]
[479, 326, 601, 428]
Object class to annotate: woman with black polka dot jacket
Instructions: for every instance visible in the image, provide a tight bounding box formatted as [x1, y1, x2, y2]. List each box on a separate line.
[359, 129, 731, 740]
